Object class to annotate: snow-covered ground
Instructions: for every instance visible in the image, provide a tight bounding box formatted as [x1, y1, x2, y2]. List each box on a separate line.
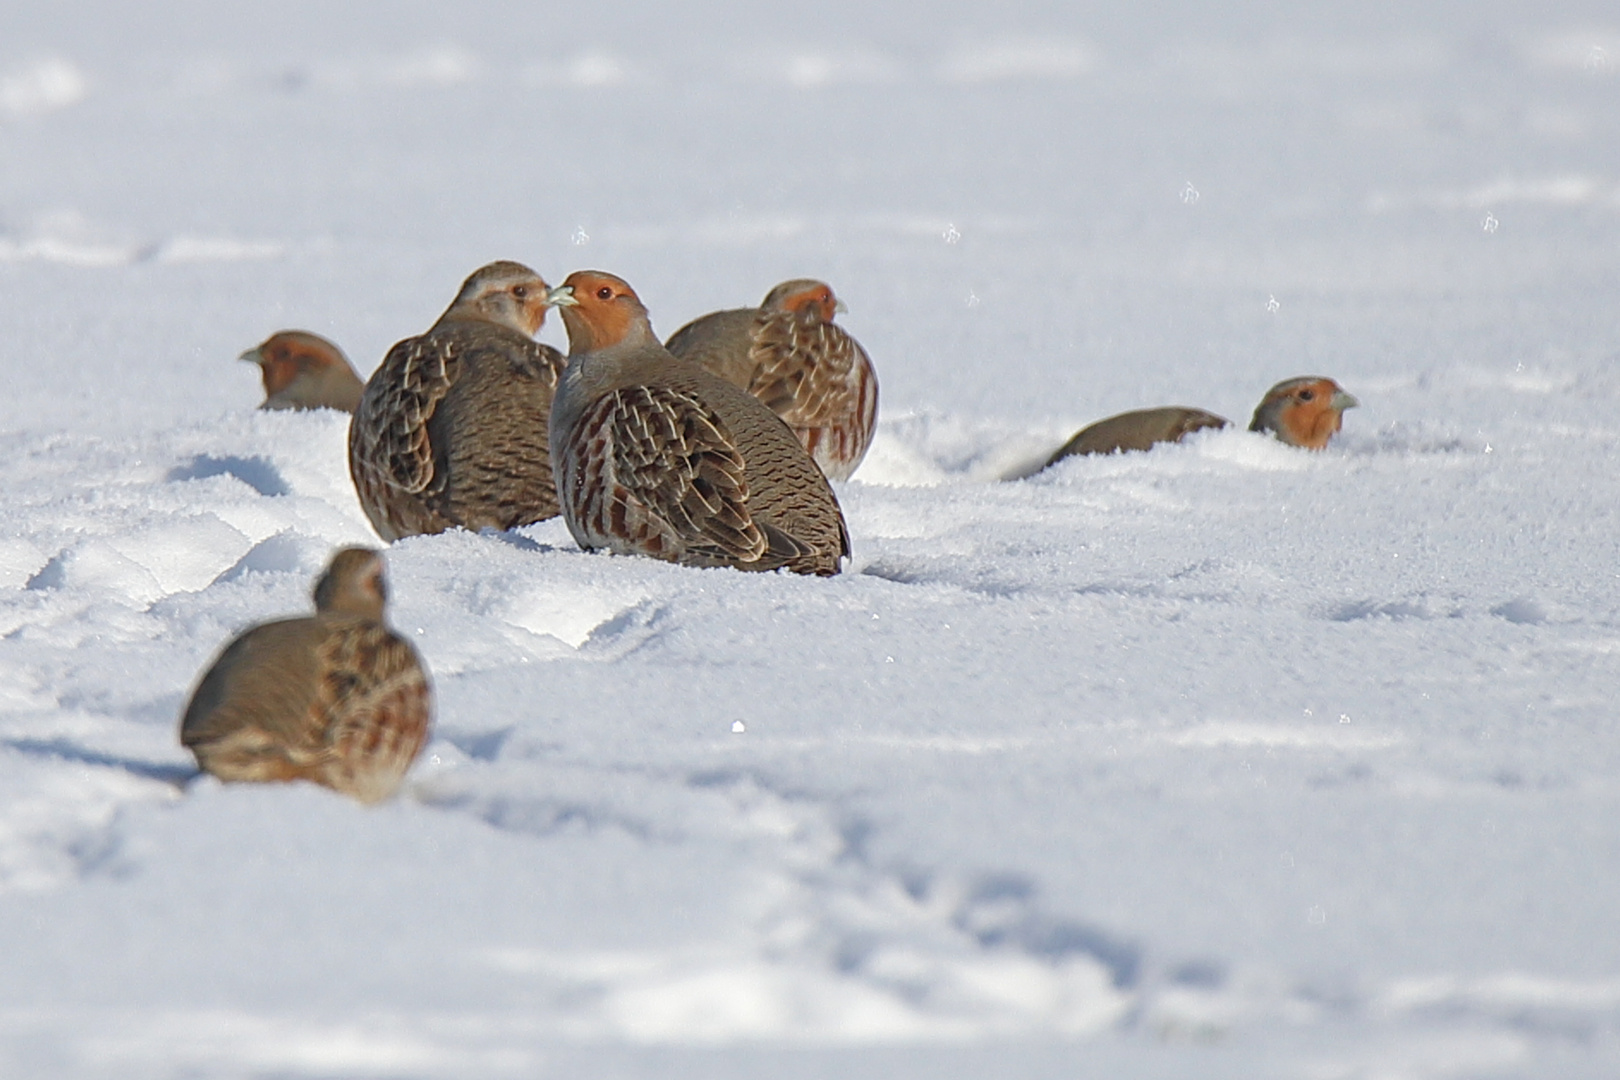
[2, 2, 1620, 1076]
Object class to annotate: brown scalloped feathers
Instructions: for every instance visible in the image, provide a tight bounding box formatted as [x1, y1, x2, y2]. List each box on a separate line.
[665, 279, 878, 481]
[179, 548, 432, 804]
[1041, 376, 1359, 470]
[547, 270, 849, 575]
[347, 261, 567, 541]
[242, 330, 365, 413]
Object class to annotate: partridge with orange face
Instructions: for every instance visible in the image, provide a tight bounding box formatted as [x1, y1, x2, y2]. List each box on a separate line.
[1247, 376, 1359, 449]
[242, 330, 365, 413]
[665, 279, 878, 481]
[180, 548, 432, 804]
[1041, 376, 1358, 469]
[546, 271, 849, 575]
[348, 261, 567, 540]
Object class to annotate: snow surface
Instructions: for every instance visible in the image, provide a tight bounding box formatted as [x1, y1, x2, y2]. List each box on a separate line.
[2, 1, 1620, 1076]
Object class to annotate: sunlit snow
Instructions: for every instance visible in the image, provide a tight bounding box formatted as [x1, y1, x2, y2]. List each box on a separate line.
[2, 2, 1619, 1077]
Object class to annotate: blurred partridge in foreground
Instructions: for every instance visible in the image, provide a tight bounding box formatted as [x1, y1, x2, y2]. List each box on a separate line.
[348, 261, 566, 541]
[665, 279, 878, 481]
[243, 330, 364, 413]
[1041, 376, 1358, 470]
[547, 270, 850, 575]
[180, 548, 432, 804]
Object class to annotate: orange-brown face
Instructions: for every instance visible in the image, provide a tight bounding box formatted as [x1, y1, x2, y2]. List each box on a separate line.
[1255, 377, 1359, 449]
[551, 270, 646, 352]
[782, 284, 838, 323]
[258, 351, 301, 397]
[762, 279, 840, 323]
[248, 332, 342, 396]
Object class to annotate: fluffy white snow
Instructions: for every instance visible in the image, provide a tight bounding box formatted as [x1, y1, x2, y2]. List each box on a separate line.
[2, 1, 1619, 1076]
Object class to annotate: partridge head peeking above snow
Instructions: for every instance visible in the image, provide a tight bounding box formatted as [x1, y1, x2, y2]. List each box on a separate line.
[347, 260, 567, 541]
[1041, 375, 1359, 469]
[1247, 376, 1359, 450]
[242, 330, 365, 413]
[179, 547, 432, 805]
[546, 270, 850, 576]
[664, 278, 878, 481]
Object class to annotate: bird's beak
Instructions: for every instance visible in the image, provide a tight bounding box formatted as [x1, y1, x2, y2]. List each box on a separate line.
[545, 284, 578, 308]
[834, 298, 849, 315]
[238, 347, 265, 366]
[1331, 390, 1360, 411]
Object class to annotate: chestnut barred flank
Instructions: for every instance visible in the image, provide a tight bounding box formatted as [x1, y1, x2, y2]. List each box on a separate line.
[550, 270, 849, 576]
[665, 278, 878, 481]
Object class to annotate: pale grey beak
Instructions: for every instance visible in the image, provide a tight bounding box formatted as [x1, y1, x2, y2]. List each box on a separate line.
[1332, 390, 1360, 411]
[834, 298, 849, 315]
[238, 347, 264, 365]
[545, 284, 579, 308]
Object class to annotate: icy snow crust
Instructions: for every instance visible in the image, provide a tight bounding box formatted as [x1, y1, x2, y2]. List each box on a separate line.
[2, 1, 1620, 1076]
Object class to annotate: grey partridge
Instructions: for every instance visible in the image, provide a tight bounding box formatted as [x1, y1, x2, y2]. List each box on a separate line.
[348, 261, 566, 541]
[1042, 376, 1359, 469]
[243, 330, 365, 413]
[180, 548, 432, 804]
[546, 270, 850, 576]
[1248, 376, 1360, 449]
[664, 279, 878, 481]
[1043, 406, 1229, 465]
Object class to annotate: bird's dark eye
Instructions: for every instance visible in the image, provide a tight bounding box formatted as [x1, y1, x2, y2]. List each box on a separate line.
[1297, 389, 1315, 402]
[512, 285, 528, 300]
[596, 286, 614, 300]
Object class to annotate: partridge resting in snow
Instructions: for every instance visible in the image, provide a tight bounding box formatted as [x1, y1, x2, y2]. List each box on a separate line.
[348, 261, 567, 541]
[1041, 376, 1359, 469]
[664, 279, 878, 481]
[242, 330, 365, 413]
[1042, 406, 1229, 464]
[1247, 376, 1360, 449]
[546, 270, 850, 575]
[180, 548, 432, 804]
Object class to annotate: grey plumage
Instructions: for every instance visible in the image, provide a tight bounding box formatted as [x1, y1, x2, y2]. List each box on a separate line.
[1043, 406, 1230, 466]
[548, 271, 849, 575]
[665, 279, 878, 481]
[348, 261, 566, 541]
[243, 331, 365, 413]
[180, 548, 432, 804]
